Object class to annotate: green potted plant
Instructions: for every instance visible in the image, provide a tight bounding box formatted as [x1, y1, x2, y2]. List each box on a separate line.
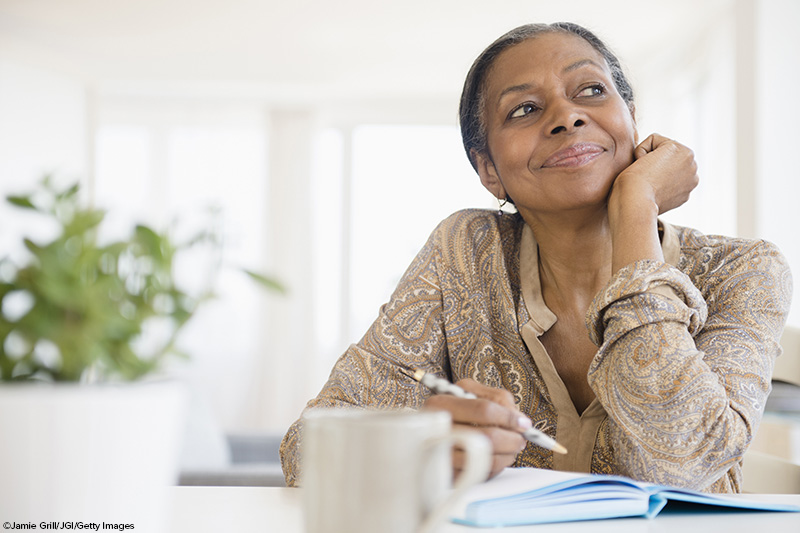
[0, 177, 280, 529]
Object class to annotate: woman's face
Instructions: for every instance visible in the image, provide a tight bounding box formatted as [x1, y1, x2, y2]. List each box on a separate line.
[475, 32, 637, 220]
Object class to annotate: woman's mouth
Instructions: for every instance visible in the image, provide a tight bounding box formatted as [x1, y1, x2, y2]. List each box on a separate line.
[542, 143, 605, 168]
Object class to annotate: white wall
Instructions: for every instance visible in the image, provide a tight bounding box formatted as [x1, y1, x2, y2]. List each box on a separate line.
[0, 60, 88, 257]
[635, 11, 737, 237]
[755, 0, 800, 327]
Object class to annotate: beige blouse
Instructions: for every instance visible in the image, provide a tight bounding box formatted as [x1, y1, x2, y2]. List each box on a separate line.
[280, 209, 792, 492]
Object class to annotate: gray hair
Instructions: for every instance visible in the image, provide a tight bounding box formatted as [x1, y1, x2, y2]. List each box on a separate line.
[458, 22, 635, 171]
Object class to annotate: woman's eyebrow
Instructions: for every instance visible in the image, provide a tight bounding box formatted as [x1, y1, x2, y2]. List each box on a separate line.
[495, 59, 606, 106]
[496, 83, 534, 106]
[563, 58, 604, 73]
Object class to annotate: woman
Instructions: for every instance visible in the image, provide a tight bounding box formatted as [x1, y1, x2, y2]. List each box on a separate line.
[279, 22, 792, 493]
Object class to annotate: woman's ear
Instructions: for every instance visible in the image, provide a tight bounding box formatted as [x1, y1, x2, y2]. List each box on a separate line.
[472, 149, 507, 201]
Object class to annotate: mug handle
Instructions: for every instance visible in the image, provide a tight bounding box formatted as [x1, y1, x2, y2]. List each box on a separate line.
[417, 429, 491, 533]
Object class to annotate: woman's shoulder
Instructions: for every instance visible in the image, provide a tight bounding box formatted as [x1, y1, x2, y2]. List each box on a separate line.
[425, 209, 525, 272]
[671, 223, 783, 256]
[668, 222, 790, 280]
[436, 207, 519, 229]
[432, 208, 524, 243]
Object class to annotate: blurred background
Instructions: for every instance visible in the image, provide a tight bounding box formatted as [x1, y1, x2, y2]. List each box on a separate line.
[1, 0, 798, 475]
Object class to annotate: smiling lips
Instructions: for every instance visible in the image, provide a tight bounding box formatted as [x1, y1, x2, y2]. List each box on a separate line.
[542, 143, 605, 168]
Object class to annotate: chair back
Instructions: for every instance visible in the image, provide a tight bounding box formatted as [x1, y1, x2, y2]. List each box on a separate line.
[775, 326, 800, 387]
[742, 449, 800, 493]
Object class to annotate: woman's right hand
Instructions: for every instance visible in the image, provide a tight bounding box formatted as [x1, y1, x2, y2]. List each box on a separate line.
[423, 378, 530, 480]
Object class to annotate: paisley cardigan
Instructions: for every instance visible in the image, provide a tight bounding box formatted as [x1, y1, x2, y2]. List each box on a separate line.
[280, 209, 792, 492]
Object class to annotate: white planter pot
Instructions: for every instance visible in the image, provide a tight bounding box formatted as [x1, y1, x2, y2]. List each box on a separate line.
[0, 380, 187, 531]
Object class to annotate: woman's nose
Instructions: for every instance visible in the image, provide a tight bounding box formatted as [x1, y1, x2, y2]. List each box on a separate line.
[550, 118, 586, 135]
[545, 101, 587, 135]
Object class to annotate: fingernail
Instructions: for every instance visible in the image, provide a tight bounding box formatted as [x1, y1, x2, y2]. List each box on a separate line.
[517, 416, 532, 430]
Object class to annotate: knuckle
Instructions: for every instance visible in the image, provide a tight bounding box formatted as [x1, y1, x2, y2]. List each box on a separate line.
[422, 395, 446, 409]
[455, 378, 476, 389]
[506, 409, 522, 428]
[482, 426, 525, 452]
[496, 388, 516, 406]
[482, 387, 515, 409]
[482, 426, 503, 443]
[473, 400, 495, 420]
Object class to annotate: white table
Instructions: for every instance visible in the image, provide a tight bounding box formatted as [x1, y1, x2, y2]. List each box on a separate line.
[168, 486, 800, 532]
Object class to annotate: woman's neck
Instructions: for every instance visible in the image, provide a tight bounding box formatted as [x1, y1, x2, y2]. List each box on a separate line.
[521, 207, 614, 310]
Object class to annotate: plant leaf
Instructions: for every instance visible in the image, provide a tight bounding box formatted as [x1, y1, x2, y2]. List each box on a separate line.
[134, 225, 164, 262]
[7, 196, 36, 210]
[66, 210, 105, 234]
[58, 183, 80, 200]
[23, 239, 42, 255]
[242, 269, 286, 294]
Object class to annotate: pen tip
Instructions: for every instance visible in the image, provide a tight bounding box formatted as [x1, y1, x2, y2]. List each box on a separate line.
[553, 443, 568, 455]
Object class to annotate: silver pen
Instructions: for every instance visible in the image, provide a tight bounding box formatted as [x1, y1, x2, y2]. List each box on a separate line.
[401, 367, 567, 455]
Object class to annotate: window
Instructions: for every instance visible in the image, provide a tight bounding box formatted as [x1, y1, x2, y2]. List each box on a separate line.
[308, 124, 493, 379]
[94, 109, 269, 428]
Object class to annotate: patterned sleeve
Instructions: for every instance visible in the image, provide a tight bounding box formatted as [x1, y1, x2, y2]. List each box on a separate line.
[279, 223, 450, 487]
[585, 240, 792, 491]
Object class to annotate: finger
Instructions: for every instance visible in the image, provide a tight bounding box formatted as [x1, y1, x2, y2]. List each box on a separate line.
[485, 425, 527, 454]
[633, 134, 656, 160]
[453, 444, 520, 468]
[453, 432, 522, 480]
[450, 423, 527, 482]
[454, 423, 527, 455]
[425, 393, 532, 432]
[454, 449, 518, 480]
[633, 133, 671, 160]
[456, 378, 518, 410]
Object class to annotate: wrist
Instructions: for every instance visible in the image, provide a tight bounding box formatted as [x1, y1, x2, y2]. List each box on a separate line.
[608, 179, 663, 272]
[608, 176, 659, 223]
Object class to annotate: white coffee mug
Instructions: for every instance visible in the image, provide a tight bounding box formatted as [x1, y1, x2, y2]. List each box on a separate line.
[301, 408, 491, 533]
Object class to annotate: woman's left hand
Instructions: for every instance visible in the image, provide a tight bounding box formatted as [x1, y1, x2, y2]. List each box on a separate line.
[607, 134, 699, 271]
[610, 133, 699, 215]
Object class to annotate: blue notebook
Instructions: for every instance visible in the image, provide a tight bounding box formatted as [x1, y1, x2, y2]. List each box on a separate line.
[450, 467, 800, 527]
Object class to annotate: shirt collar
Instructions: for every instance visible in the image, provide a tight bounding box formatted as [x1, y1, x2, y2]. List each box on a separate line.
[519, 219, 681, 336]
[519, 223, 557, 335]
[660, 220, 681, 267]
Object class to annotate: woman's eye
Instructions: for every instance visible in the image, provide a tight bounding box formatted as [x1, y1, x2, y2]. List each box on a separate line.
[577, 84, 605, 98]
[509, 103, 539, 119]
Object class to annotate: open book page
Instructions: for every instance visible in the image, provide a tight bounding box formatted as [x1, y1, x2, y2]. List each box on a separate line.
[449, 467, 800, 527]
[452, 467, 586, 506]
[449, 468, 650, 526]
